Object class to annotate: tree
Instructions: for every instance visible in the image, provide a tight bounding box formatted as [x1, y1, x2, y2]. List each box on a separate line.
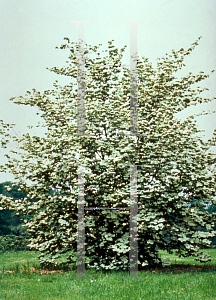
[0, 37, 216, 271]
[0, 181, 28, 236]
[0, 181, 54, 237]
[192, 199, 216, 249]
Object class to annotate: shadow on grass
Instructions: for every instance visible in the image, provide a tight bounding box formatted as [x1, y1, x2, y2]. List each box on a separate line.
[5, 263, 215, 277]
[138, 263, 216, 275]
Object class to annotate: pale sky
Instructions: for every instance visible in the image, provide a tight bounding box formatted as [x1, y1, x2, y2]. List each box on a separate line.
[0, 0, 216, 188]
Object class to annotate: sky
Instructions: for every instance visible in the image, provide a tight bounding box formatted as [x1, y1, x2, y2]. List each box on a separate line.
[0, 0, 216, 200]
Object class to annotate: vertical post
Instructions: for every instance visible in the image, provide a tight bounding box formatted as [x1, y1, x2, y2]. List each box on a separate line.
[122, 21, 147, 280]
[68, 21, 94, 280]
[129, 23, 139, 278]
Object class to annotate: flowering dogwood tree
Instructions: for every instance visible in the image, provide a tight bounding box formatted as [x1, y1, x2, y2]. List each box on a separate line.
[0, 36, 216, 271]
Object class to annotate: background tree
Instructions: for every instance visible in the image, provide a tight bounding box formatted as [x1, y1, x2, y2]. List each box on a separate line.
[0, 181, 34, 252]
[0, 181, 57, 238]
[0, 37, 216, 270]
[0, 181, 28, 236]
[163, 198, 216, 248]
[190, 199, 216, 249]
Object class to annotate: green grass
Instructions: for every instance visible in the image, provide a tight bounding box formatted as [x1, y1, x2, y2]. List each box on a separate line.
[0, 249, 216, 299]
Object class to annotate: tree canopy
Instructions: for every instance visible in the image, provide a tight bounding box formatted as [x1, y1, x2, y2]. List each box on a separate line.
[0, 36, 216, 270]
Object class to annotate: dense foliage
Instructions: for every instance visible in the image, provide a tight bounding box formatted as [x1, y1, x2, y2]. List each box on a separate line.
[0, 181, 215, 253]
[0, 37, 216, 270]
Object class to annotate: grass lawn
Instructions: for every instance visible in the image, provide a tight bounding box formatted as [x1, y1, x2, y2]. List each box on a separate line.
[0, 248, 216, 299]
